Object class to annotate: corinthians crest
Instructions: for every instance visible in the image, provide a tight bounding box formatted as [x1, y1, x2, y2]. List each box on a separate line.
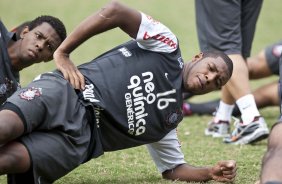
[19, 87, 42, 100]
[165, 109, 183, 128]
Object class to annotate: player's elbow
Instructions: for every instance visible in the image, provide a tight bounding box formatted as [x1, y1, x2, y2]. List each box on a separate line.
[106, 0, 124, 15]
[162, 169, 175, 181]
[161, 164, 185, 181]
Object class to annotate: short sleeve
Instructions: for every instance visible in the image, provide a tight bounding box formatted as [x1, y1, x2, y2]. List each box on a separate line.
[135, 13, 178, 53]
[146, 129, 186, 173]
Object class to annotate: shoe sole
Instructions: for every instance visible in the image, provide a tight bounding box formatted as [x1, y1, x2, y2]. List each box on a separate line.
[232, 128, 269, 145]
[212, 133, 230, 138]
[204, 129, 229, 138]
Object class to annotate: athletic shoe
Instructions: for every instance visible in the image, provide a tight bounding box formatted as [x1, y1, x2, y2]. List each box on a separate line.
[182, 102, 193, 116]
[204, 118, 230, 138]
[223, 116, 269, 145]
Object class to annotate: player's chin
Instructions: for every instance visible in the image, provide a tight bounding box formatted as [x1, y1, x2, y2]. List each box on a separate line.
[190, 88, 207, 95]
[187, 84, 209, 95]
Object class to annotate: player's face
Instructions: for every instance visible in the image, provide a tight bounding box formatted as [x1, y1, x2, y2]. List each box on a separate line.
[18, 22, 61, 67]
[183, 53, 229, 95]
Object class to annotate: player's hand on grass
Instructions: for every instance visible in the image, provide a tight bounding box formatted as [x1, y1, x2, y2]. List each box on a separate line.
[53, 49, 85, 90]
[210, 160, 236, 182]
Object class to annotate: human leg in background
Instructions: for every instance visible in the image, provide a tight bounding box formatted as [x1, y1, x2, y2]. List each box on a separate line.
[183, 40, 281, 117]
[183, 81, 279, 118]
[260, 123, 282, 183]
[223, 54, 269, 144]
[195, 0, 269, 144]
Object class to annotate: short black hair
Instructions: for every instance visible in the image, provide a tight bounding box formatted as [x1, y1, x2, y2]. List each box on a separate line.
[29, 15, 66, 42]
[202, 50, 233, 78]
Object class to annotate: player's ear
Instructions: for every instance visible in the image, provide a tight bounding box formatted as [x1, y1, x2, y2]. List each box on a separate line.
[20, 26, 30, 39]
[191, 52, 203, 62]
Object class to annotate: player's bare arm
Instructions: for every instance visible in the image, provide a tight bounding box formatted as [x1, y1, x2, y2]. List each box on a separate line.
[54, 0, 141, 90]
[162, 160, 236, 182]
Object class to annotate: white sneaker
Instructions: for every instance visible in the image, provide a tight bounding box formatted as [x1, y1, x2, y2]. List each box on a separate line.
[223, 116, 269, 145]
[205, 118, 230, 138]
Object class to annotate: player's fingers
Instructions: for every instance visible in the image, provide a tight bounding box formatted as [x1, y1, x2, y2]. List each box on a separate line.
[216, 177, 235, 183]
[76, 70, 85, 90]
[66, 65, 79, 89]
[221, 165, 237, 171]
[69, 73, 76, 89]
[61, 64, 76, 88]
[71, 70, 81, 90]
[227, 160, 236, 168]
[222, 170, 233, 175]
[60, 68, 70, 82]
[222, 171, 236, 179]
[62, 64, 79, 89]
[219, 160, 236, 169]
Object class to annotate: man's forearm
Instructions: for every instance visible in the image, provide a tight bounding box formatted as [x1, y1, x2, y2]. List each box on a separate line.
[162, 164, 212, 182]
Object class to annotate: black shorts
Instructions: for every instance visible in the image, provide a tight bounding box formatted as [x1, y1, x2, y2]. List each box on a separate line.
[195, 0, 263, 58]
[3, 73, 92, 183]
[265, 41, 282, 75]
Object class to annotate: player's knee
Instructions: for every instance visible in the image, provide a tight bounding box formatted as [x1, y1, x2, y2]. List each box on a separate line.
[262, 146, 282, 169]
[0, 123, 15, 144]
[267, 124, 282, 151]
[0, 110, 24, 143]
[0, 124, 12, 144]
[0, 142, 30, 174]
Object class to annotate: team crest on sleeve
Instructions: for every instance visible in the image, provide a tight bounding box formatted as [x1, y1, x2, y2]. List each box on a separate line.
[19, 87, 42, 100]
[165, 109, 183, 128]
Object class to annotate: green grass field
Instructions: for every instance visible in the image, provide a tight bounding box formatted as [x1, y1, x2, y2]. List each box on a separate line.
[0, 0, 282, 183]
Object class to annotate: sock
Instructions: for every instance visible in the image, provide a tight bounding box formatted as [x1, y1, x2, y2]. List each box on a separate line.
[236, 94, 260, 125]
[189, 99, 219, 115]
[214, 101, 235, 122]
